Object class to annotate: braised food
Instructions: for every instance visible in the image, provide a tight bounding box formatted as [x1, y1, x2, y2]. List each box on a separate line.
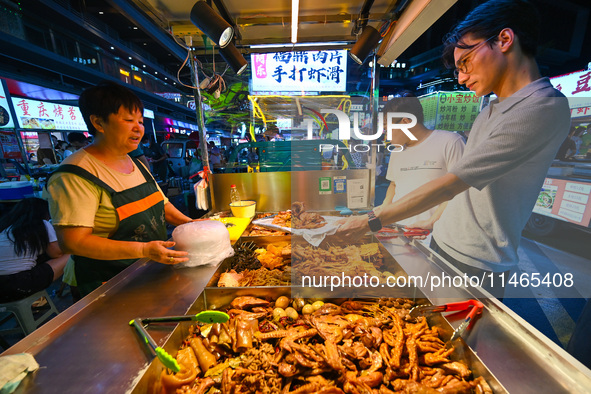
[161, 297, 492, 393]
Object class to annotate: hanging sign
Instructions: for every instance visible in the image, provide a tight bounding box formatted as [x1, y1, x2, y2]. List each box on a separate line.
[0, 81, 14, 129]
[251, 50, 347, 92]
[11, 97, 87, 131]
[550, 69, 591, 112]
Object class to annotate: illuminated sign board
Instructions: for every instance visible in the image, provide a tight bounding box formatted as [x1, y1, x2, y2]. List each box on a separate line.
[143, 109, 154, 119]
[0, 80, 14, 129]
[251, 50, 347, 92]
[12, 97, 87, 131]
[550, 69, 591, 116]
[533, 178, 591, 227]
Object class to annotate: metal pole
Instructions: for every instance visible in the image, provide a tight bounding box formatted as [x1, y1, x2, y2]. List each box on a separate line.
[188, 47, 215, 210]
[369, 53, 378, 207]
[188, 50, 210, 171]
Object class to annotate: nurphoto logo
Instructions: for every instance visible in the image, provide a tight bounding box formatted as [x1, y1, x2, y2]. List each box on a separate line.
[305, 110, 418, 153]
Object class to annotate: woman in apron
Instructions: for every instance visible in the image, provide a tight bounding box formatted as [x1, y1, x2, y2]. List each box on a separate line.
[46, 81, 194, 297]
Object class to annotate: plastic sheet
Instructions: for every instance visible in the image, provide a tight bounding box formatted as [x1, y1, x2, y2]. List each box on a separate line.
[172, 221, 234, 267]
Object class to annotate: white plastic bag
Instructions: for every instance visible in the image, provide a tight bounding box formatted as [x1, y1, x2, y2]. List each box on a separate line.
[193, 177, 209, 210]
[172, 220, 234, 267]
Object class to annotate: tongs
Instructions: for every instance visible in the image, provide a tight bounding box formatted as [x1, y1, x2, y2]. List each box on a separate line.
[377, 223, 431, 238]
[129, 311, 229, 372]
[409, 300, 484, 344]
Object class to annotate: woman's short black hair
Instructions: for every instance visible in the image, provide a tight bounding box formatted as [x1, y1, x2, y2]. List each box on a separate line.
[78, 81, 144, 135]
[442, 0, 541, 69]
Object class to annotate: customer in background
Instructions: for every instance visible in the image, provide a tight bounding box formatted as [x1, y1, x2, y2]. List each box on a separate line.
[143, 136, 169, 181]
[63, 132, 88, 158]
[0, 198, 69, 302]
[383, 91, 465, 229]
[208, 141, 222, 171]
[45, 81, 193, 297]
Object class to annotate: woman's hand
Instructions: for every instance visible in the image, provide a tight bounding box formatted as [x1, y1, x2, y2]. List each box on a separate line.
[143, 241, 189, 265]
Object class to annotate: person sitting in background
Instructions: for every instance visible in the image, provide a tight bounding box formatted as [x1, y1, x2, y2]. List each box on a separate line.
[128, 138, 150, 169]
[45, 81, 193, 297]
[142, 136, 168, 181]
[63, 132, 88, 158]
[0, 198, 69, 302]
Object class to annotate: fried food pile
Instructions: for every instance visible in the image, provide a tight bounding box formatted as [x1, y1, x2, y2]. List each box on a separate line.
[272, 211, 292, 228]
[160, 297, 492, 394]
[292, 243, 390, 283]
[217, 243, 292, 287]
[245, 213, 289, 236]
[292, 202, 326, 229]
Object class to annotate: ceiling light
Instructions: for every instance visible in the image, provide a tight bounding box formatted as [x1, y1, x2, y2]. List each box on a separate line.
[133, 26, 138, 30]
[155, 71, 158, 74]
[99, 11, 104, 15]
[128, 56, 132, 60]
[190, 1, 234, 48]
[349, 25, 381, 65]
[110, 46, 114, 50]
[291, 0, 299, 44]
[219, 43, 248, 75]
[142, 65, 146, 68]
[250, 41, 350, 50]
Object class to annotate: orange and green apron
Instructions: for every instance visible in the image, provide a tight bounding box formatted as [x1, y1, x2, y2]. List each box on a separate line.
[51, 158, 167, 296]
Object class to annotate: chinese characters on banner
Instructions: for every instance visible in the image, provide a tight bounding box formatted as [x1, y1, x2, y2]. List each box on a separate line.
[550, 69, 591, 117]
[251, 50, 347, 92]
[419, 91, 482, 132]
[11, 97, 87, 131]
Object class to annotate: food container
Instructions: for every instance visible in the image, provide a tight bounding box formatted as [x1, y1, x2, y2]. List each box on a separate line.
[208, 217, 251, 242]
[0, 181, 34, 200]
[229, 200, 256, 218]
[130, 287, 505, 394]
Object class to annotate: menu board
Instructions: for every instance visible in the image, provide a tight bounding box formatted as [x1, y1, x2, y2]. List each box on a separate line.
[419, 91, 481, 132]
[533, 177, 591, 227]
[11, 97, 87, 131]
[0, 80, 14, 129]
[251, 50, 347, 92]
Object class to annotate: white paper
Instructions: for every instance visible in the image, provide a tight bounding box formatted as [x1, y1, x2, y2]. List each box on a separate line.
[347, 178, 369, 209]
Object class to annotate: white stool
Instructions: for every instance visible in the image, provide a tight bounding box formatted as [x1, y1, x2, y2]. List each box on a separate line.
[0, 290, 59, 336]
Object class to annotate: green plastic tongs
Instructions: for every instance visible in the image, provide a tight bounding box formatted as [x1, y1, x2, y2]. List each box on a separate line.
[130, 310, 230, 373]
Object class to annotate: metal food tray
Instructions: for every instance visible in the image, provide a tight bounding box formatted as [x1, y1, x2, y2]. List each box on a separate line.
[130, 286, 506, 393]
[207, 235, 407, 289]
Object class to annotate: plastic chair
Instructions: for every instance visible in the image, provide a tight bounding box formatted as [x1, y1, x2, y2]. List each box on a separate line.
[0, 290, 59, 336]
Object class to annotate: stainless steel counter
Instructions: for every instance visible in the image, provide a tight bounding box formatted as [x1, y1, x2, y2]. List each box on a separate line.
[2, 258, 222, 394]
[381, 237, 591, 393]
[4, 234, 591, 393]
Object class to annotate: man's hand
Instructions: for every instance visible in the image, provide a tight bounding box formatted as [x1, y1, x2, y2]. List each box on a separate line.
[407, 219, 433, 231]
[335, 215, 371, 239]
[143, 241, 189, 265]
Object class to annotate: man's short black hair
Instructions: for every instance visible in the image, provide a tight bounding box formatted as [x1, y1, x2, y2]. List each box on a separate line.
[442, 0, 541, 69]
[382, 90, 424, 125]
[78, 81, 144, 135]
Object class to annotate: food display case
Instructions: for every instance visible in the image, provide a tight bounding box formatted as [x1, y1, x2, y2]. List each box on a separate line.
[4, 215, 591, 393]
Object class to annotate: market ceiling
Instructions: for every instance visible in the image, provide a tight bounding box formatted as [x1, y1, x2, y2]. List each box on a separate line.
[74, 0, 591, 85]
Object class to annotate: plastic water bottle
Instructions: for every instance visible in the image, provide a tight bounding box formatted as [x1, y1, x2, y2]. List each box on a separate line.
[230, 184, 241, 203]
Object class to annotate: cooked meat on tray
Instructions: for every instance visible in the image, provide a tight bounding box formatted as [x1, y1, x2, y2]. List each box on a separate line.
[160, 297, 492, 393]
[291, 201, 326, 229]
